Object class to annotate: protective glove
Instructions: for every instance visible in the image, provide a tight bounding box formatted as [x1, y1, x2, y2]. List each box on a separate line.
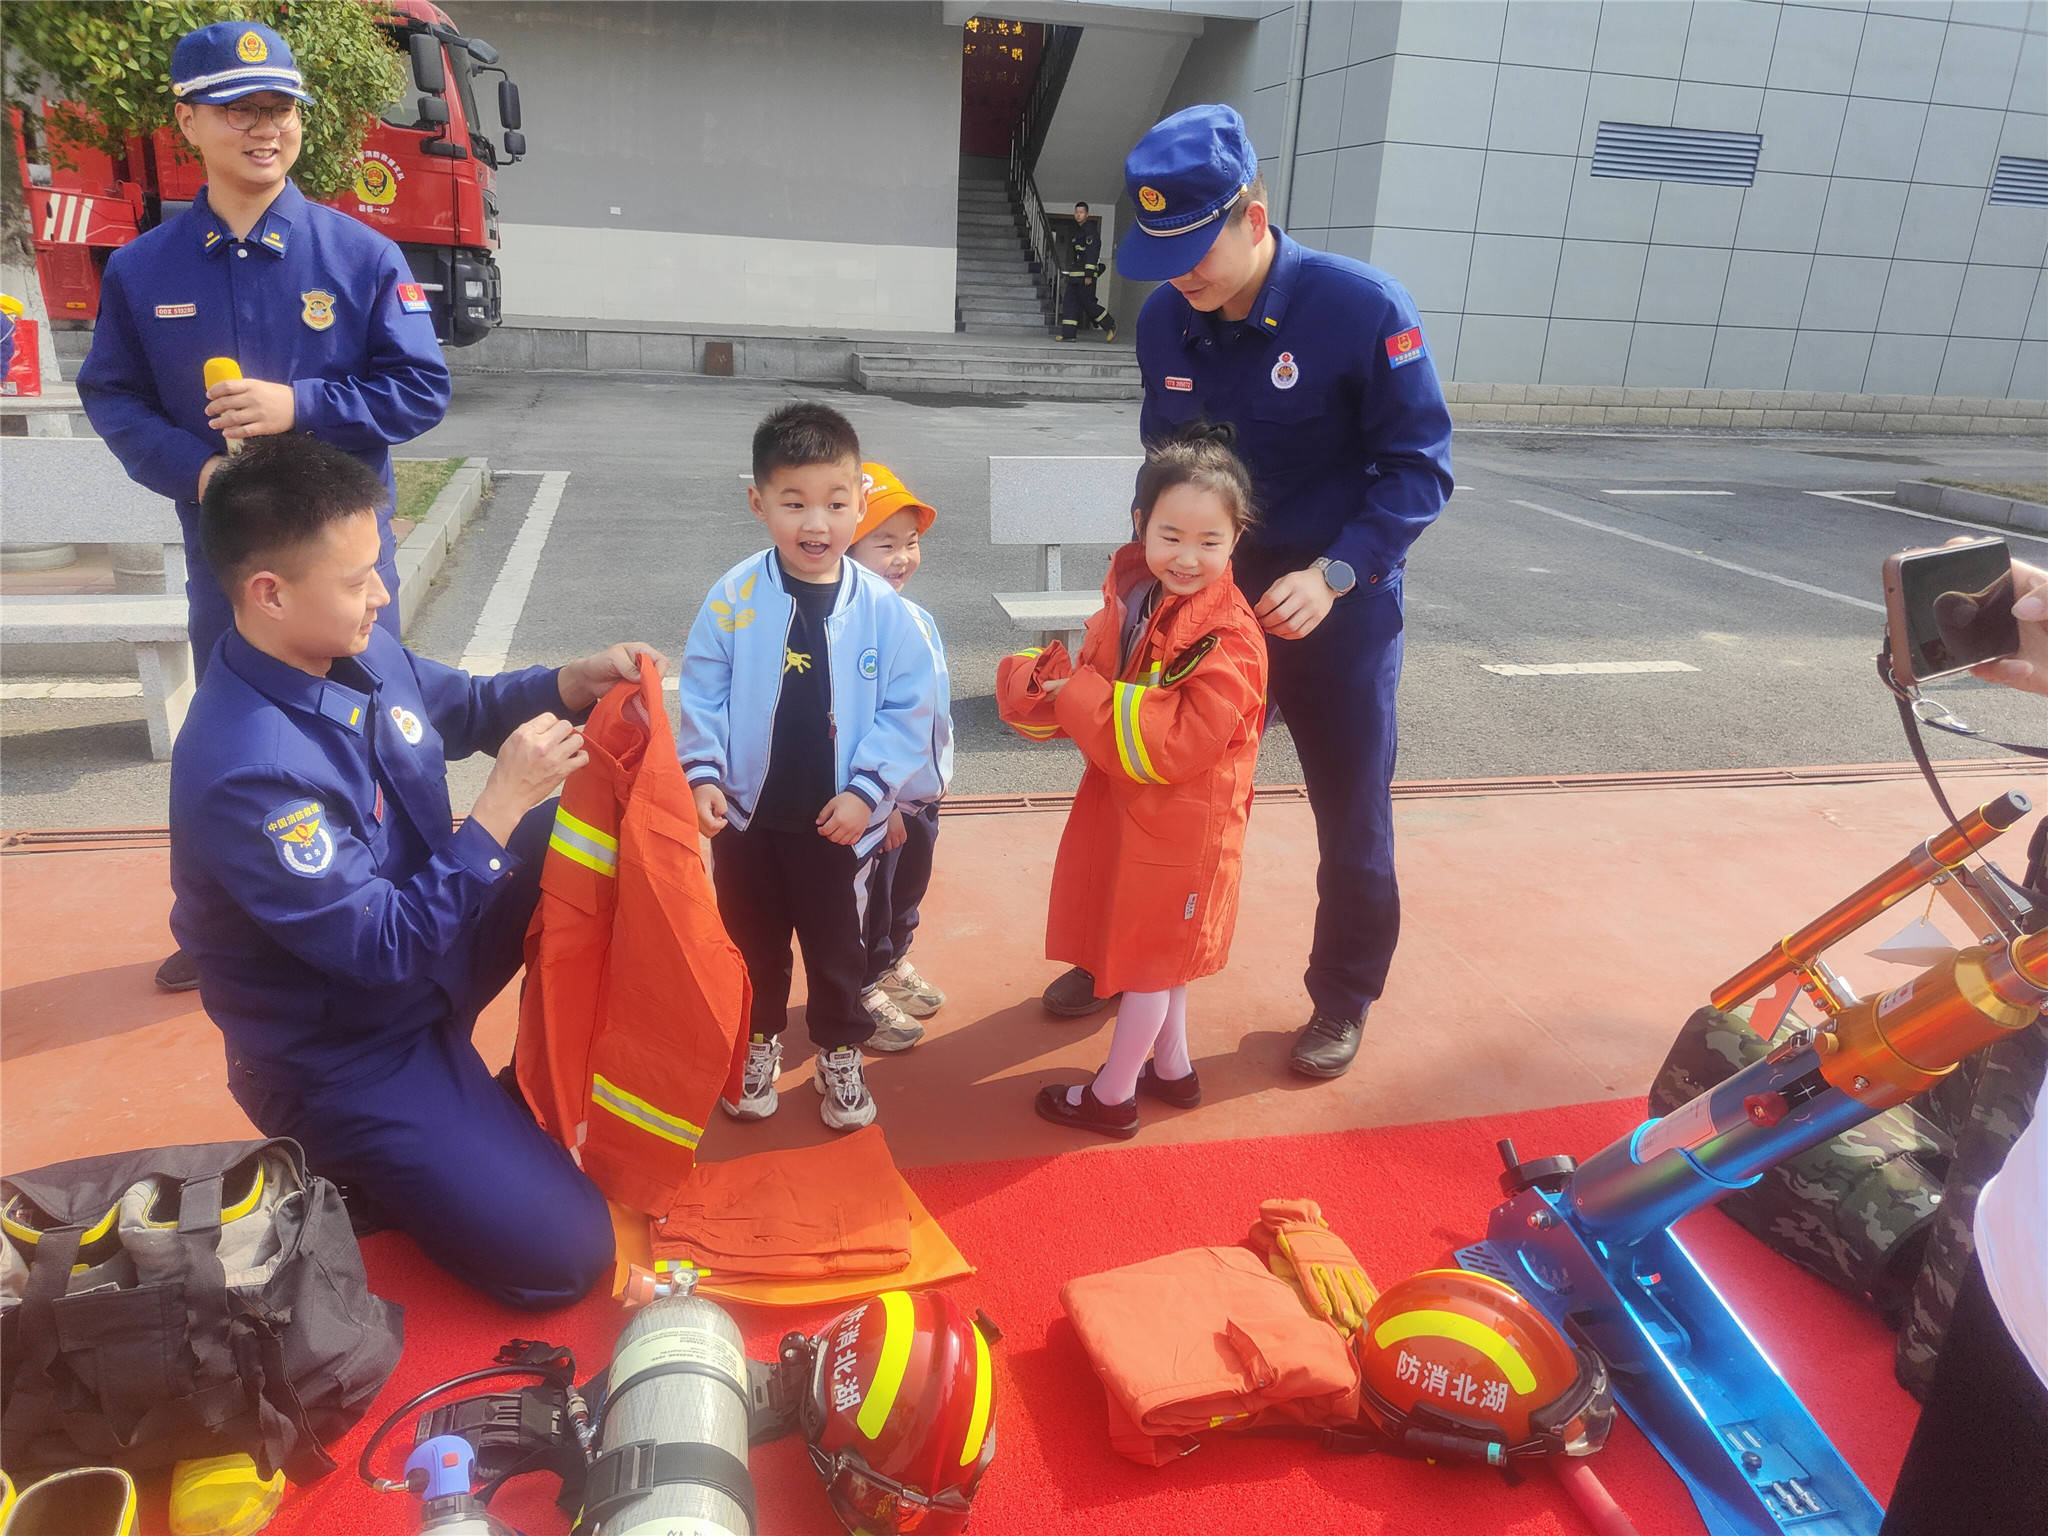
[1247, 1198, 1378, 1334]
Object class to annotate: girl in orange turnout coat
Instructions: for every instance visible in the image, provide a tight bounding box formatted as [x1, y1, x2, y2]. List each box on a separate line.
[996, 427, 1267, 1138]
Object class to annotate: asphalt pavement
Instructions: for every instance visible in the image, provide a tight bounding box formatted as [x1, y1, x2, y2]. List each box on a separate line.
[4, 369, 2045, 826]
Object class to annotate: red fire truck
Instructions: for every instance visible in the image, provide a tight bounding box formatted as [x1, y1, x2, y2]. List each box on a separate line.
[11, 0, 523, 347]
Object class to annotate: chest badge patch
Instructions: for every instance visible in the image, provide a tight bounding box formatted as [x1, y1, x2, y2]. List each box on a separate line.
[300, 289, 337, 332]
[858, 647, 880, 681]
[1165, 375, 1194, 392]
[154, 302, 197, 319]
[264, 798, 335, 877]
[1270, 351, 1300, 390]
[390, 705, 425, 745]
[1385, 325, 1428, 369]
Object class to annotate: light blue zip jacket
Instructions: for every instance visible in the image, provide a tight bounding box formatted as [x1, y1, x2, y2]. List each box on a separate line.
[900, 595, 953, 808]
[676, 551, 942, 857]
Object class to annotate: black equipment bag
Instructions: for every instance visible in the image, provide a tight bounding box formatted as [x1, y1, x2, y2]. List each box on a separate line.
[0, 1138, 402, 1482]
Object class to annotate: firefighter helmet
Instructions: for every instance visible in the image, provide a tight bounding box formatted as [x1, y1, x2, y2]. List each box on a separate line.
[800, 1289, 996, 1535]
[1356, 1267, 1614, 1464]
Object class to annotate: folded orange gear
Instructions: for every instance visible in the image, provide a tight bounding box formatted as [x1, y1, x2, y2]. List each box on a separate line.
[651, 1124, 914, 1278]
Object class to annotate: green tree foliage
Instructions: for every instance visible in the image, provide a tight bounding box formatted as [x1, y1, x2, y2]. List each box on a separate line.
[3, 2, 407, 201]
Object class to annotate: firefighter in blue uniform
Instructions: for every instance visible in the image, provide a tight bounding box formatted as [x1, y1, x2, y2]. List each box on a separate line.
[1059, 201, 1115, 341]
[1078, 103, 1453, 1079]
[172, 435, 662, 1308]
[77, 19, 450, 993]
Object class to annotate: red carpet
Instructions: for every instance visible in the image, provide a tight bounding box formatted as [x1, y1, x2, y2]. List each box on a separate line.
[139, 1099, 1917, 1536]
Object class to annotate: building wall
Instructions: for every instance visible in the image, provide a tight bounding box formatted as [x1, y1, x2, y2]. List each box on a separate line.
[465, 1, 962, 331]
[1141, 0, 2047, 397]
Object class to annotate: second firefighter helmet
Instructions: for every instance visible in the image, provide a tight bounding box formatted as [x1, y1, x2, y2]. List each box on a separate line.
[800, 1289, 996, 1535]
[1356, 1267, 1614, 1463]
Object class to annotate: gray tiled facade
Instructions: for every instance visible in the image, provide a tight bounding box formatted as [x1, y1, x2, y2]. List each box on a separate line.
[1263, 0, 2046, 398]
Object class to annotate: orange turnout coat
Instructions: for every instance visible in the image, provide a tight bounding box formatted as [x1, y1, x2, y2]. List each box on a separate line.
[515, 669, 752, 1217]
[995, 543, 1266, 996]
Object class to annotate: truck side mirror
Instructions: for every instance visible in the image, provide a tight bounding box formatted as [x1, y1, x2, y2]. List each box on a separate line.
[503, 129, 526, 160]
[465, 36, 501, 66]
[417, 95, 449, 126]
[409, 33, 446, 93]
[497, 80, 522, 131]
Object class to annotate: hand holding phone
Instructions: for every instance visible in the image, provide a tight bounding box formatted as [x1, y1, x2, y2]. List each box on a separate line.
[1970, 558, 2048, 698]
[1882, 537, 2021, 686]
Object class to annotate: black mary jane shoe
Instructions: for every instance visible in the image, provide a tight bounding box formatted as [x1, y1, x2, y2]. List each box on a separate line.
[1136, 1060, 1202, 1108]
[1034, 1082, 1139, 1140]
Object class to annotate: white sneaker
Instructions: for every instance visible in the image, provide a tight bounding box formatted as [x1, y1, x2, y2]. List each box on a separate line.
[878, 953, 946, 1018]
[862, 986, 926, 1054]
[813, 1045, 878, 1131]
[720, 1034, 783, 1120]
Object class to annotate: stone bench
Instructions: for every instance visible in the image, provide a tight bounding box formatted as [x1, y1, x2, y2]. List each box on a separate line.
[0, 437, 191, 758]
[988, 453, 1139, 652]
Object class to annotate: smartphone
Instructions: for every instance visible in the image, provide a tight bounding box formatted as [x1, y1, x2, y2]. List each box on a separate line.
[1882, 537, 2020, 686]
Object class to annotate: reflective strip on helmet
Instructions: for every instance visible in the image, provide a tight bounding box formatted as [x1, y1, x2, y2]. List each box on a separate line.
[1370, 1309, 1538, 1395]
[2, 1198, 119, 1250]
[549, 805, 619, 876]
[856, 1290, 916, 1440]
[959, 1322, 993, 1467]
[590, 1073, 703, 1150]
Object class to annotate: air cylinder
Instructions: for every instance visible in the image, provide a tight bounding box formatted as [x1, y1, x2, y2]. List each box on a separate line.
[594, 1294, 753, 1536]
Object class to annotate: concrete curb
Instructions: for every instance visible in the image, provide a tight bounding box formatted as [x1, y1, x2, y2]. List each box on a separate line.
[1894, 479, 2048, 536]
[396, 456, 489, 636]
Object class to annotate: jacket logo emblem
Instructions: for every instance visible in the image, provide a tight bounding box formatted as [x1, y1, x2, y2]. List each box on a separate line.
[155, 303, 197, 319]
[1165, 376, 1193, 391]
[1385, 326, 1428, 369]
[300, 289, 337, 331]
[711, 571, 758, 632]
[390, 705, 424, 745]
[1163, 633, 1217, 685]
[1138, 185, 1166, 212]
[858, 647, 879, 681]
[1270, 351, 1299, 390]
[783, 648, 812, 675]
[264, 798, 335, 877]
[237, 30, 268, 63]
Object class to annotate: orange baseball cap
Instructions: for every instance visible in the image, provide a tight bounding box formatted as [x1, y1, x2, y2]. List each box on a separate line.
[857, 461, 936, 543]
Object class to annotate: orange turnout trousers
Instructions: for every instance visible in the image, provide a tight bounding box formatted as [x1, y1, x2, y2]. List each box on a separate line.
[995, 543, 1266, 995]
[515, 670, 751, 1217]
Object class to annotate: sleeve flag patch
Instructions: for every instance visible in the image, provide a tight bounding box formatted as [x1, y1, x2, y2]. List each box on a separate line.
[1385, 326, 1428, 368]
[397, 283, 432, 314]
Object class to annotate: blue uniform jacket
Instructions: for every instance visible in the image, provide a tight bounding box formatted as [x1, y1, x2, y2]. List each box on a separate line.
[674, 552, 942, 857]
[169, 627, 563, 1080]
[1135, 230, 1454, 594]
[77, 179, 450, 555]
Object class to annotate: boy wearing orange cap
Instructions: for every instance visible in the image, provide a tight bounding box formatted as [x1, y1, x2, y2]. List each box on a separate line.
[848, 463, 954, 1048]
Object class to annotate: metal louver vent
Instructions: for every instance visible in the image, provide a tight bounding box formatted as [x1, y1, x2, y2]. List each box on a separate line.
[1592, 122, 1762, 187]
[1990, 155, 2048, 207]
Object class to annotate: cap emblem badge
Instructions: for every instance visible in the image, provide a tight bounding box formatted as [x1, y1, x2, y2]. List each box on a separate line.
[237, 30, 269, 63]
[1138, 185, 1166, 213]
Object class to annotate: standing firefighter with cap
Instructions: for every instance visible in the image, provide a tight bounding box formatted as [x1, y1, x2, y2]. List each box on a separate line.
[1059, 201, 1115, 342]
[76, 18, 451, 994]
[1042, 103, 1452, 1079]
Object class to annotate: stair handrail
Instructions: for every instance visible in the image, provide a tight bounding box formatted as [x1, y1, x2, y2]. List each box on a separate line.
[1007, 144, 1056, 333]
[1005, 24, 1080, 335]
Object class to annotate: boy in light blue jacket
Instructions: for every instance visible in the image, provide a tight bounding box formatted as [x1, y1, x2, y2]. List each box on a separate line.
[677, 403, 941, 1133]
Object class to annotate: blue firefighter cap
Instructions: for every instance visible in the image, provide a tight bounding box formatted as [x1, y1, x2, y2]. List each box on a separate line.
[171, 22, 313, 107]
[1116, 103, 1260, 281]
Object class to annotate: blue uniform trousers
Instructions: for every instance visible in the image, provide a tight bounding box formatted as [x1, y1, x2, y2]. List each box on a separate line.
[1262, 576, 1406, 1023]
[863, 802, 940, 989]
[223, 804, 613, 1310]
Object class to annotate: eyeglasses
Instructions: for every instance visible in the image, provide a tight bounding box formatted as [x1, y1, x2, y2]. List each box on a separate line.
[218, 101, 301, 132]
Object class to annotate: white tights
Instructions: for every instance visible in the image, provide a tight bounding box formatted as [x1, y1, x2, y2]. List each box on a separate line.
[1065, 985, 1191, 1107]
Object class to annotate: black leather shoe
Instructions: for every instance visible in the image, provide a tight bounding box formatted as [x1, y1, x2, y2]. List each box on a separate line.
[1137, 1060, 1201, 1108]
[1034, 1082, 1139, 1139]
[1289, 1010, 1364, 1079]
[154, 948, 200, 993]
[1042, 965, 1118, 1018]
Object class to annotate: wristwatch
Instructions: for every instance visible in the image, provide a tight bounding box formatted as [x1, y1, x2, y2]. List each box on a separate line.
[1311, 557, 1357, 595]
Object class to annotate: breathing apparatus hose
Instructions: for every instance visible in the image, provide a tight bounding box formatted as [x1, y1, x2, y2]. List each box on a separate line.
[357, 1364, 580, 1497]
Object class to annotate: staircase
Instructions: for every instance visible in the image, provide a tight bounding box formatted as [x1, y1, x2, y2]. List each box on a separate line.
[851, 335, 1140, 401]
[954, 167, 1047, 337]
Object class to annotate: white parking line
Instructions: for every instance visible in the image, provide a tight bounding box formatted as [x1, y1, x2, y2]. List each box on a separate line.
[1481, 660, 1700, 676]
[1602, 489, 1733, 496]
[458, 470, 569, 675]
[1507, 499, 1883, 612]
[1805, 489, 2048, 548]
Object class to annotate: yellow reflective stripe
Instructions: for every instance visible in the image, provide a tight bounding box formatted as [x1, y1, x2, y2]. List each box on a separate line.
[3, 1200, 119, 1249]
[550, 805, 619, 876]
[590, 1073, 704, 1150]
[959, 1322, 994, 1466]
[1369, 1308, 1537, 1395]
[1112, 681, 1165, 784]
[1011, 720, 1059, 739]
[1014, 646, 1044, 660]
[857, 1291, 916, 1439]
